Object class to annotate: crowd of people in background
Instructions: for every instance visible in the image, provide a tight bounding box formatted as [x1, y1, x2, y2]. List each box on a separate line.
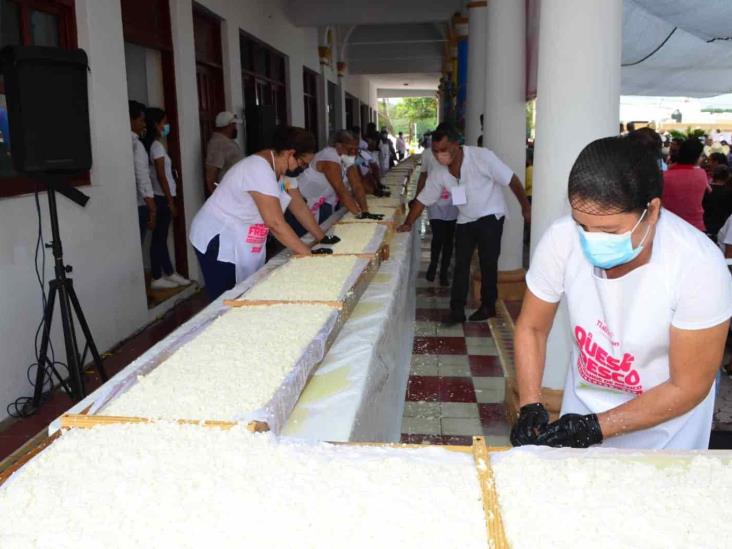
[620, 125, 732, 257]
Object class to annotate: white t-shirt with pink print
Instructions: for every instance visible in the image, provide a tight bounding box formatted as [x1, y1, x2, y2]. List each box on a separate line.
[527, 209, 732, 450]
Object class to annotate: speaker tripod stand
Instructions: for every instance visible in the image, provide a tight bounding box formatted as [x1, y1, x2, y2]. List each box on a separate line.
[31, 177, 108, 411]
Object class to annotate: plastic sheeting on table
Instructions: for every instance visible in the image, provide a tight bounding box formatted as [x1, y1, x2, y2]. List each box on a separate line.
[48, 211, 349, 436]
[281, 224, 420, 442]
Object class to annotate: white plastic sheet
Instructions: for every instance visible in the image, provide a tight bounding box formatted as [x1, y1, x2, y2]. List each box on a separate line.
[281, 210, 419, 442]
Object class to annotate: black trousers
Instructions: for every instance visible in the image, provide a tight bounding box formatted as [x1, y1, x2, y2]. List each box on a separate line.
[428, 219, 456, 277]
[150, 195, 173, 279]
[450, 214, 504, 313]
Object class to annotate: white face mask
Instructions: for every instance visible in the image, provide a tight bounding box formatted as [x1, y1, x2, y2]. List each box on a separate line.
[576, 209, 651, 269]
[340, 154, 356, 169]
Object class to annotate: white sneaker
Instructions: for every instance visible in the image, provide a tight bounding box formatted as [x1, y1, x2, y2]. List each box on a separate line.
[166, 273, 191, 286]
[150, 277, 178, 290]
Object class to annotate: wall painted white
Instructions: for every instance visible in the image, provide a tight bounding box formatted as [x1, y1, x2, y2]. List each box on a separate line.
[0, 0, 380, 421]
[0, 0, 150, 419]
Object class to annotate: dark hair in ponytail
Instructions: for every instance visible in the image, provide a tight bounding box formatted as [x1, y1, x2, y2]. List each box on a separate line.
[142, 107, 166, 153]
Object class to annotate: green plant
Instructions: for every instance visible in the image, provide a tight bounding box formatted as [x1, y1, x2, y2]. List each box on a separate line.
[669, 127, 706, 140]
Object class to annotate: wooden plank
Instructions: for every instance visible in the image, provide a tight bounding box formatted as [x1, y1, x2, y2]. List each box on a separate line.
[0, 431, 60, 488]
[224, 299, 344, 310]
[60, 414, 238, 430]
[472, 437, 510, 549]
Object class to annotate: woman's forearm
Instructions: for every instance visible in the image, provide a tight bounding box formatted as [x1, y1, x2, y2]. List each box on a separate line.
[268, 218, 310, 255]
[288, 191, 325, 240]
[514, 323, 549, 407]
[598, 379, 711, 439]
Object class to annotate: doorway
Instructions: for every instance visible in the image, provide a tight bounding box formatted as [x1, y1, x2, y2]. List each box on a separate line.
[121, 0, 189, 308]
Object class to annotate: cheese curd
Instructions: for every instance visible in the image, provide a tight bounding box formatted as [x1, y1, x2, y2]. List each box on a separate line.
[320, 224, 381, 254]
[102, 304, 333, 421]
[0, 423, 489, 549]
[492, 450, 732, 549]
[243, 256, 360, 301]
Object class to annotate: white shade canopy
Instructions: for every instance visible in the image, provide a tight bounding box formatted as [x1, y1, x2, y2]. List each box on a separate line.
[622, 0, 732, 97]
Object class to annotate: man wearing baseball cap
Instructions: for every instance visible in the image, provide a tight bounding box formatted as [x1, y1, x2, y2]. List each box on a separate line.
[204, 111, 243, 195]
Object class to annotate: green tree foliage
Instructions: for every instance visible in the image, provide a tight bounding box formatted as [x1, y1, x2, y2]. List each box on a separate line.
[383, 97, 438, 141]
[669, 127, 707, 140]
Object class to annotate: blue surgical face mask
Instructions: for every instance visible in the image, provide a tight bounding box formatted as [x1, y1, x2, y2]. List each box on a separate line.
[577, 209, 650, 269]
[162, 123, 171, 137]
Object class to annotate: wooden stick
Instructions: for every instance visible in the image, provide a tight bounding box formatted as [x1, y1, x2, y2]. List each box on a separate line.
[0, 432, 60, 487]
[60, 414, 239, 430]
[472, 436, 510, 548]
[224, 299, 344, 310]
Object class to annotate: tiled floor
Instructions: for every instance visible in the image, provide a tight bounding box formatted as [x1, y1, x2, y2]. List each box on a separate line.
[0, 290, 210, 463]
[400, 229, 510, 446]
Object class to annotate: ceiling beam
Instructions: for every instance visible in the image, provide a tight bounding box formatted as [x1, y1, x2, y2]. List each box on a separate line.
[285, 0, 463, 26]
[378, 88, 437, 98]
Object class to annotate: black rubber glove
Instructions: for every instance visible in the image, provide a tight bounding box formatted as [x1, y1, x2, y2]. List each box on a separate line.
[510, 403, 549, 446]
[356, 212, 384, 220]
[319, 235, 341, 245]
[311, 248, 333, 255]
[535, 413, 603, 448]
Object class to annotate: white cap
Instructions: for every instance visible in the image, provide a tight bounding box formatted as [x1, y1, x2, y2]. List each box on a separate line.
[215, 111, 242, 128]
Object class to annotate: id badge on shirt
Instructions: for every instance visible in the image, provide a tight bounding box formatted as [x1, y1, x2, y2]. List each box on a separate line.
[450, 185, 467, 206]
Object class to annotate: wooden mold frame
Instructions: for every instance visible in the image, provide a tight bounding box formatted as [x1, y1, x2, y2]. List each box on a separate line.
[1, 420, 511, 549]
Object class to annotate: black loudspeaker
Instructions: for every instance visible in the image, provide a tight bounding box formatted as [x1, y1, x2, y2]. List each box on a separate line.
[244, 104, 276, 154]
[0, 46, 91, 174]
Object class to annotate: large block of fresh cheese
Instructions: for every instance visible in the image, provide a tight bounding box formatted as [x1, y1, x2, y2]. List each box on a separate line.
[492, 449, 732, 549]
[101, 304, 334, 421]
[243, 255, 361, 301]
[0, 423, 489, 549]
[319, 223, 381, 254]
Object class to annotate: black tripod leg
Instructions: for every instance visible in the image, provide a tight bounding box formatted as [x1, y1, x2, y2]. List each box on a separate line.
[57, 281, 85, 400]
[33, 285, 57, 407]
[67, 282, 108, 382]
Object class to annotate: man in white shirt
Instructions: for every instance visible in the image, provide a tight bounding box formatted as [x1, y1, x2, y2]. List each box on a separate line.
[396, 132, 407, 161]
[129, 100, 155, 241]
[398, 123, 531, 324]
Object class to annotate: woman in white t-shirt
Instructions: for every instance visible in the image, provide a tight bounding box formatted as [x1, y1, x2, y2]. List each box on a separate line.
[513, 136, 732, 450]
[297, 130, 367, 222]
[143, 108, 190, 290]
[189, 127, 333, 301]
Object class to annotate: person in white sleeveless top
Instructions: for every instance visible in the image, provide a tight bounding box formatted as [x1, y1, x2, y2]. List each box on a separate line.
[512, 136, 732, 450]
[189, 127, 332, 301]
[297, 130, 368, 222]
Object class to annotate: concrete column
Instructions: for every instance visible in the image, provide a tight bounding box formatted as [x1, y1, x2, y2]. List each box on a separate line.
[532, 0, 622, 388]
[483, 0, 525, 273]
[169, 0, 203, 281]
[465, 1, 487, 146]
[335, 78, 346, 131]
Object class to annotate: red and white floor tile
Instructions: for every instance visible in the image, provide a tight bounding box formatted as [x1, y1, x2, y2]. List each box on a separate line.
[400, 230, 510, 446]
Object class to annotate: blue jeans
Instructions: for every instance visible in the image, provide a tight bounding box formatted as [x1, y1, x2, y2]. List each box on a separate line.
[195, 235, 236, 302]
